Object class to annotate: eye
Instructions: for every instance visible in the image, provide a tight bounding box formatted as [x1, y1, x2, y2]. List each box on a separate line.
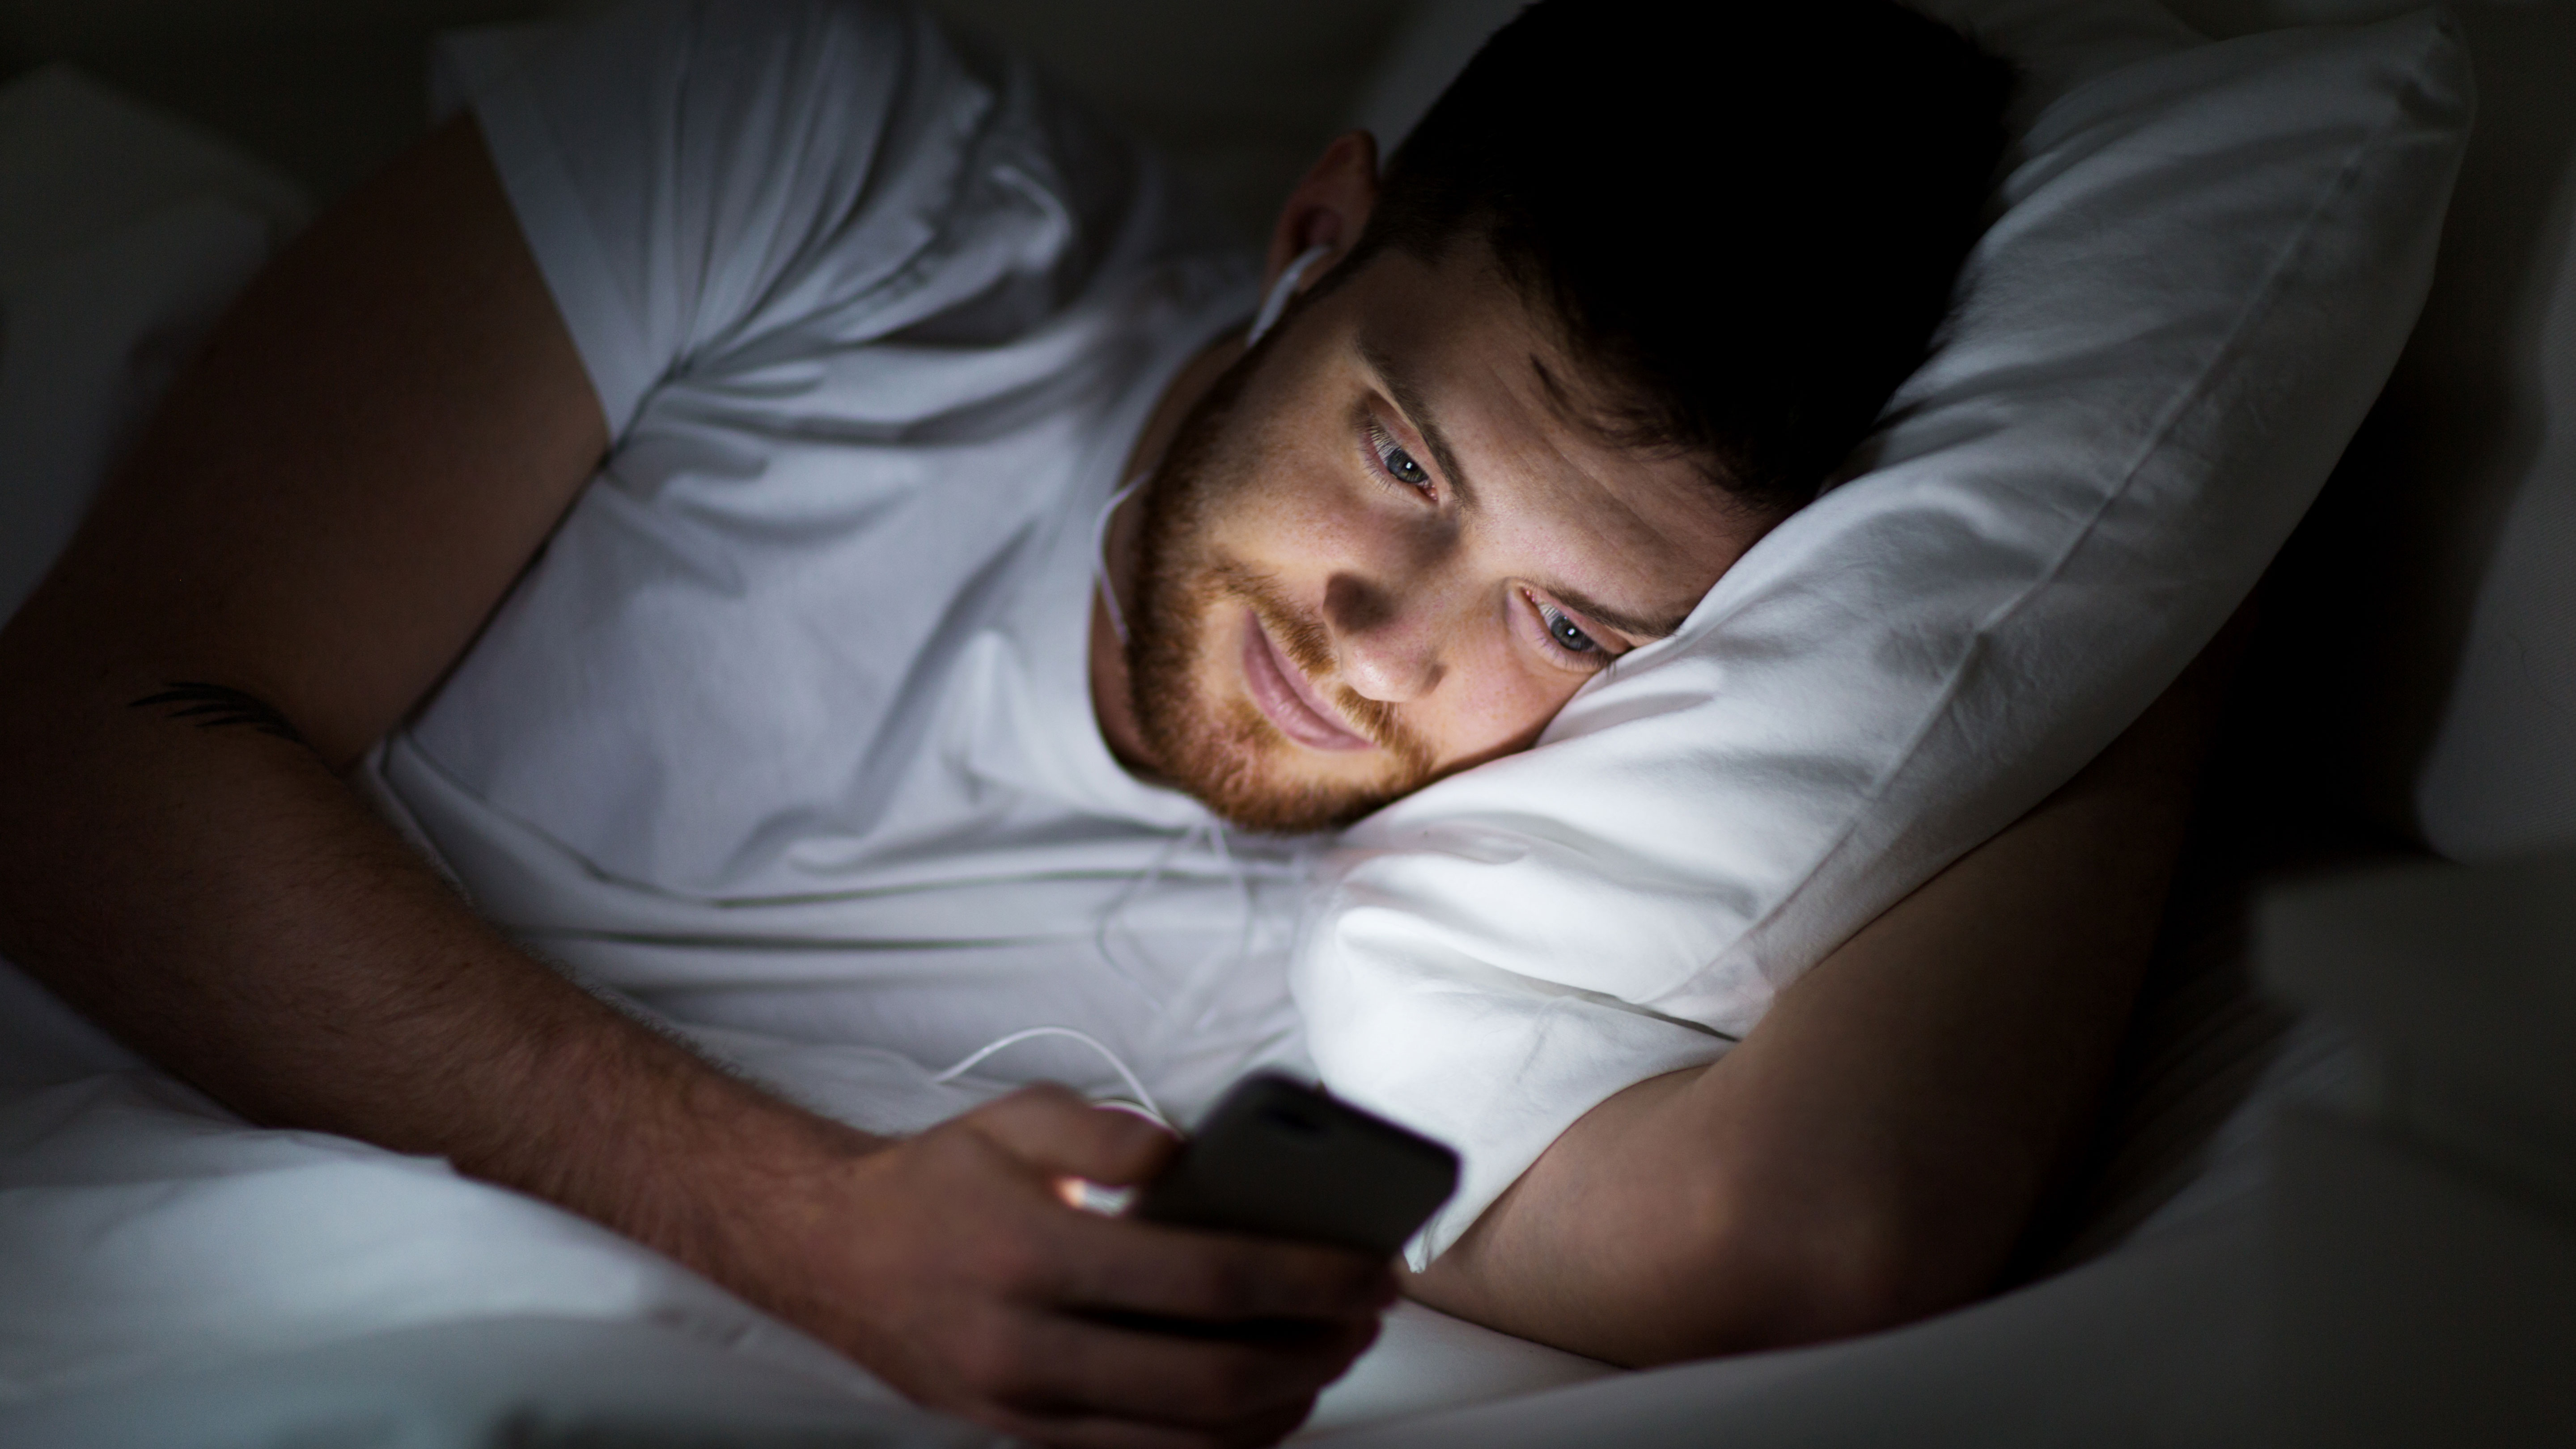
[1530, 594, 1608, 664]
[1365, 419, 1434, 496]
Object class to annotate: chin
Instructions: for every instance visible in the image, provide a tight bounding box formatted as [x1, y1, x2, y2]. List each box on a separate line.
[1130, 676, 1392, 836]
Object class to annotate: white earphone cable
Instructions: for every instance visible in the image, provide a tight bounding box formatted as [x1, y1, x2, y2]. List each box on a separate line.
[930, 1025, 1171, 1130]
[1248, 242, 1333, 347]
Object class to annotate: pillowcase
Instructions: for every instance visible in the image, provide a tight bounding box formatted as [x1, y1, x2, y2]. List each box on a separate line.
[1293, 0, 2474, 1267]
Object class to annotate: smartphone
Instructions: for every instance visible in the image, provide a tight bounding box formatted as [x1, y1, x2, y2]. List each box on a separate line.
[1129, 1072, 1459, 1258]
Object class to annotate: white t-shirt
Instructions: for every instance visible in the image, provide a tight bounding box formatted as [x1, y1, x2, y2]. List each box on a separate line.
[370, 0, 1303, 1129]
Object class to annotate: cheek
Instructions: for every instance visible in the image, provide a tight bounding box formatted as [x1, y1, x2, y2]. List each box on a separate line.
[1196, 396, 1393, 567]
[1209, 459, 1380, 573]
[1413, 629, 1589, 768]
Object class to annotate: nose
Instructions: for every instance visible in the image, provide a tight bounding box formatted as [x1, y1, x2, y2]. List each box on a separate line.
[1324, 568, 1448, 703]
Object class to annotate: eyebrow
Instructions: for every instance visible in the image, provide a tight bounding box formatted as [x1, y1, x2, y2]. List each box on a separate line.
[1358, 339, 1690, 645]
[1359, 337, 1483, 513]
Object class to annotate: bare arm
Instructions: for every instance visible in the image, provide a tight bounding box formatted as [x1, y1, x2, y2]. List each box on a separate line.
[1404, 634, 2233, 1365]
[0, 119, 1385, 1449]
[0, 106, 641, 1194]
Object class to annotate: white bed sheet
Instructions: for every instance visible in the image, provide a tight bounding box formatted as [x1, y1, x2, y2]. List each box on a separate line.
[0, 961, 2273, 1449]
[0, 952, 1619, 1441]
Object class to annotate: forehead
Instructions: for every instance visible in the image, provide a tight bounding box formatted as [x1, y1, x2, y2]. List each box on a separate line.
[1329, 246, 1754, 632]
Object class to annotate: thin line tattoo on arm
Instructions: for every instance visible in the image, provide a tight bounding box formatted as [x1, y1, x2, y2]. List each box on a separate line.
[128, 682, 313, 748]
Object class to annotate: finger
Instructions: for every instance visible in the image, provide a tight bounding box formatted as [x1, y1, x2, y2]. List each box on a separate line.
[1039, 1212, 1398, 1325]
[969, 1084, 1180, 1186]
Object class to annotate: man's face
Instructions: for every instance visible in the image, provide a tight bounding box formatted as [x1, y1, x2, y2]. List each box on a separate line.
[1126, 242, 1766, 835]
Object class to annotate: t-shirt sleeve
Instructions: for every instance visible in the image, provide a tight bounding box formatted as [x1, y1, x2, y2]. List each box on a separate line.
[470, 0, 987, 437]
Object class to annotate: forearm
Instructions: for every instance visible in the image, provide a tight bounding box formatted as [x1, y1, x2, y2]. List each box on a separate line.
[0, 651, 870, 1275]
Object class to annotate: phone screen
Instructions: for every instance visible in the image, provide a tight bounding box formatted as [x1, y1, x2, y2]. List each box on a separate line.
[1128, 1073, 1458, 1258]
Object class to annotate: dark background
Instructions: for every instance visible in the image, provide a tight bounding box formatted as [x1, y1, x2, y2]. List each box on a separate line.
[0, 0, 1417, 238]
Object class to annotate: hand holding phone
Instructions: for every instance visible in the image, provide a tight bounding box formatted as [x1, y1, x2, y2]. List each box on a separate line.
[1129, 1072, 1458, 1258]
[1068, 1074, 1454, 1343]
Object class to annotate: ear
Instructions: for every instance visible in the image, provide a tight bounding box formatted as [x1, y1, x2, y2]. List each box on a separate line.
[1263, 130, 1381, 297]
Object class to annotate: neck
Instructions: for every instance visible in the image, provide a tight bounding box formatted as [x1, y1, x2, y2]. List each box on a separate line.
[1090, 328, 1246, 777]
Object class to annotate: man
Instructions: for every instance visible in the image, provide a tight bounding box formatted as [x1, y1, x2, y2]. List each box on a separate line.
[0, 1, 2212, 1445]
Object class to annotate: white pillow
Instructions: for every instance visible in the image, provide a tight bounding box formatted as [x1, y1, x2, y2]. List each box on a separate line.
[1294, 0, 2474, 1266]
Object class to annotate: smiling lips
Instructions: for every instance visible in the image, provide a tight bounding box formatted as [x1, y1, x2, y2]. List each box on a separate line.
[1240, 609, 1375, 753]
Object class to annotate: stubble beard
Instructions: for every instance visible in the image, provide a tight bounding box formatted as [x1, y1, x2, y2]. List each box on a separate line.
[1123, 351, 1439, 835]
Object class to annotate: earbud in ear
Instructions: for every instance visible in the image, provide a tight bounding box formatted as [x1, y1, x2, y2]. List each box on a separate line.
[1247, 244, 1335, 347]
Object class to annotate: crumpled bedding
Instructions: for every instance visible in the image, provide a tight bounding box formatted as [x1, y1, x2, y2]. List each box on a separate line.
[1, 937, 2291, 1447]
[0, 955, 1613, 1441]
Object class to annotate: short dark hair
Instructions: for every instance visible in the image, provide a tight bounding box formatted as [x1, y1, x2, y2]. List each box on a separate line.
[1348, 0, 2012, 517]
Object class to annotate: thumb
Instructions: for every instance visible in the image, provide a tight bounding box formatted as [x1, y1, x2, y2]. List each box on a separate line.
[964, 1083, 1179, 1187]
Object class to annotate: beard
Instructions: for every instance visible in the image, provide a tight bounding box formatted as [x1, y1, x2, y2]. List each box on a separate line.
[1123, 348, 1439, 835]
